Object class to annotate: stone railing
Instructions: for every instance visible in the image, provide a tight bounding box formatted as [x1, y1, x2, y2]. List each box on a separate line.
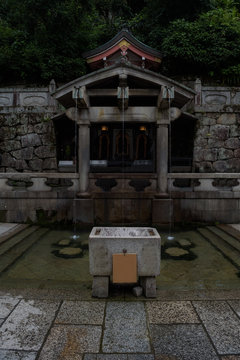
[1, 172, 240, 194]
[89, 173, 157, 193]
[0, 80, 59, 113]
[194, 79, 240, 112]
[168, 173, 240, 192]
[0, 173, 79, 192]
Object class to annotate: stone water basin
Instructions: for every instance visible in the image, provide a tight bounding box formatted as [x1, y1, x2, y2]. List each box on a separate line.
[89, 227, 161, 297]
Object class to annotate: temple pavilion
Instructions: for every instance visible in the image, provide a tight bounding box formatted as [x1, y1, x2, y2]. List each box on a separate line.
[52, 28, 195, 223]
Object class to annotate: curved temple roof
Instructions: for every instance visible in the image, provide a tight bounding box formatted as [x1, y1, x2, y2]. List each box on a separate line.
[52, 62, 195, 110]
[82, 28, 162, 71]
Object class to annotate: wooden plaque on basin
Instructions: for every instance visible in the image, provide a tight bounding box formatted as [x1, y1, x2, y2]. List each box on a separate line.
[112, 253, 137, 283]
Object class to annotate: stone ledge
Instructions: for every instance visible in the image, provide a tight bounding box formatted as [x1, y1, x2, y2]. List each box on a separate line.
[93, 192, 155, 199]
[171, 191, 236, 199]
[0, 172, 79, 179]
[168, 173, 240, 179]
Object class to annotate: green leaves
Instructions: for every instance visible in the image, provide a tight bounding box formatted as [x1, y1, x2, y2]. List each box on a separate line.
[158, 3, 240, 82]
[0, 0, 97, 83]
[0, 0, 240, 84]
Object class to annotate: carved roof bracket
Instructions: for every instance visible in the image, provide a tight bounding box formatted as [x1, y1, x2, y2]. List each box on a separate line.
[158, 86, 175, 110]
[72, 86, 89, 108]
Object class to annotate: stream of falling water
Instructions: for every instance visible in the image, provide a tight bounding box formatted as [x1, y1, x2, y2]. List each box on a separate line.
[71, 88, 80, 241]
[121, 87, 125, 226]
[167, 89, 174, 241]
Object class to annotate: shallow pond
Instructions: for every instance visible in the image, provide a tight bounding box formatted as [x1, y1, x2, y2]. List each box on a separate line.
[0, 226, 239, 291]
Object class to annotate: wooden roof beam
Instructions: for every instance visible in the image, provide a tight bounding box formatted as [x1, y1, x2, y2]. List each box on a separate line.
[88, 89, 160, 96]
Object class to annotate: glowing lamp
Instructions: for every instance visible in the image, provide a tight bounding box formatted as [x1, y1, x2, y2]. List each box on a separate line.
[101, 125, 108, 131]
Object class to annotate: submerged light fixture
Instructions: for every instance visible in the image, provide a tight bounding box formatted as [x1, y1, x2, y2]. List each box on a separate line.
[71, 234, 80, 241]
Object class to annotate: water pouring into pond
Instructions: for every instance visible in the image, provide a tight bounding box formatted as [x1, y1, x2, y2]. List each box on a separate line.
[70, 87, 81, 242]
[167, 87, 175, 242]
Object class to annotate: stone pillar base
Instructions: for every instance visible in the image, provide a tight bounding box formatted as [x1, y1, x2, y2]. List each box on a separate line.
[77, 192, 91, 198]
[92, 276, 109, 298]
[140, 276, 157, 298]
[152, 198, 173, 224]
[155, 192, 169, 199]
[75, 199, 94, 223]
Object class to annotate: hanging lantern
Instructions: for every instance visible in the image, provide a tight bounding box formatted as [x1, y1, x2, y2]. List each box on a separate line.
[101, 125, 108, 131]
[139, 125, 146, 131]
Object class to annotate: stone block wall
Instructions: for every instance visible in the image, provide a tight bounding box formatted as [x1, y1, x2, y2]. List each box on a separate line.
[192, 82, 240, 173]
[193, 111, 240, 172]
[0, 112, 57, 172]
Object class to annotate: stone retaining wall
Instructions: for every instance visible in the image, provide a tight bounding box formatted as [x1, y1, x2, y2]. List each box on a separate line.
[193, 82, 240, 173]
[0, 82, 60, 173]
[193, 112, 240, 172]
[0, 112, 58, 172]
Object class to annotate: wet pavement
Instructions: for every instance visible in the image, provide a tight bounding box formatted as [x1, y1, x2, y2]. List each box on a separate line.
[0, 291, 240, 359]
[0, 223, 240, 359]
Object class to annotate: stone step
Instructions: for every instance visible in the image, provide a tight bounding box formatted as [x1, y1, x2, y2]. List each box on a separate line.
[0, 226, 39, 257]
[197, 227, 240, 270]
[0, 224, 29, 245]
[0, 227, 49, 273]
[217, 224, 240, 242]
[207, 226, 240, 252]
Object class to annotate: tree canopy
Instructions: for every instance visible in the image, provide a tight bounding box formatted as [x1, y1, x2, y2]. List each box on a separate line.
[0, 0, 240, 85]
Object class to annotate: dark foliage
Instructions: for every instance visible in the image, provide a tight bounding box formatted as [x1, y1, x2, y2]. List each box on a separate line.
[0, 0, 240, 84]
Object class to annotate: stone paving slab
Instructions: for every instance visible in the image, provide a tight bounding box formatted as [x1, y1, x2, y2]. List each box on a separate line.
[2, 287, 240, 301]
[38, 325, 102, 360]
[228, 300, 240, 318]
[84, 355, 154, 360]
[84, 355, 127, 360]
[0, 292, 23, 299]
[1, 293, 240, 358]
[155, 355, 180, 360]
[0, 296, 19, 318]
[150, 324, 219, 360]
[193, 301, 240, 354]
[56, 300, 105, 325]
[146, 301, 200, 324]
[0, 350, 37, 360]
[0, 299, 59, 351]
[102, 302, 151, 353]
[133, 356, 154, 359]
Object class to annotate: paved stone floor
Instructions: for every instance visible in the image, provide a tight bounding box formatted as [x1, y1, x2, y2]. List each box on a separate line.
[0, 223, 240, 359]
[0, 291, 240, 360]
